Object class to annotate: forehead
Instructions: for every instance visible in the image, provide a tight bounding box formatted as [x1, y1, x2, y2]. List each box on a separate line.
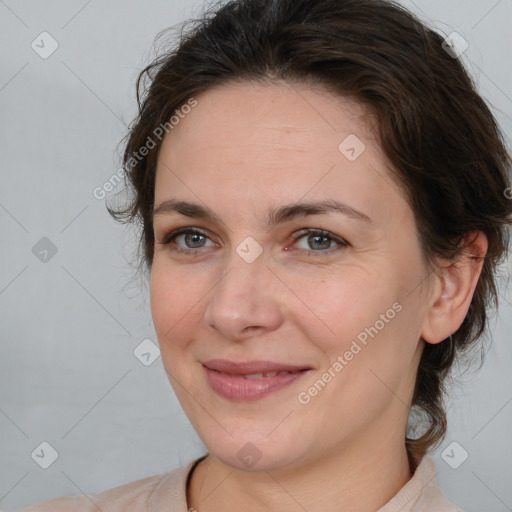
[162, 80, 374, 153]
[153, 80, 404, 226]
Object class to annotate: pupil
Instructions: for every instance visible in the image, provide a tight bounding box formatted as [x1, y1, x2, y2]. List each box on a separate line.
[187, 233, 204, 248]
[311, 235, 329, 250]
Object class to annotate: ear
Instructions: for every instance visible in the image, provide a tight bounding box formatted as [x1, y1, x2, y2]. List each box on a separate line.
[421, 231, 488, 345]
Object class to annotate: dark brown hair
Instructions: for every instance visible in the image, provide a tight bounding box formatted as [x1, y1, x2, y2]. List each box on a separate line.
[110, 0, 512, 467]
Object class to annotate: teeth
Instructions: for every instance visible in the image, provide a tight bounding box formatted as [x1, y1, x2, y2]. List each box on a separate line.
[218, 370, 294, 378]
[246, 373, 265, 379]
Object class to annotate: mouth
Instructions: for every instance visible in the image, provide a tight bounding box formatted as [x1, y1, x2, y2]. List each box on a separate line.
[202, 359, 312, 401]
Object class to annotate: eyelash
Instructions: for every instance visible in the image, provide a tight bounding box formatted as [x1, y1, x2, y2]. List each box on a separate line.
[157, 227, 348, 258]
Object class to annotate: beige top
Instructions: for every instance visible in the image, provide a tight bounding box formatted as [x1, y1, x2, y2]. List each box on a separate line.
[22, 455, 461, 511]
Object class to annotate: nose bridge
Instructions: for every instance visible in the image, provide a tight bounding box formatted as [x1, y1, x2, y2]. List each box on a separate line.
[204, 246, 281, 337]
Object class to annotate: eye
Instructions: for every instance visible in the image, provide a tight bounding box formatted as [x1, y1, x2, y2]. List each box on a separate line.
[288, 229, 348, 255]
[157, 227, 218, 256]
[157, 226, 348, 258]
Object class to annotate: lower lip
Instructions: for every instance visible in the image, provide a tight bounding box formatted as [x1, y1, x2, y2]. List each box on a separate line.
[204, 367, 311, 401]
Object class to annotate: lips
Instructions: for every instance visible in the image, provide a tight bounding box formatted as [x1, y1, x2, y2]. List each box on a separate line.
[202, 359, 312, 401]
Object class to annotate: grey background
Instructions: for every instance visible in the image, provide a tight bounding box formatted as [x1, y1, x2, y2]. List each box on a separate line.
[0, 1, 511, 510]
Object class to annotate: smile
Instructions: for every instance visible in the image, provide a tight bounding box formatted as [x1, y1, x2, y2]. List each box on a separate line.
[202, 361, 312, 401]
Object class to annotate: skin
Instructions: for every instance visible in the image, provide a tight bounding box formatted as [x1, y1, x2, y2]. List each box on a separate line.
[149, 80, 487, 511]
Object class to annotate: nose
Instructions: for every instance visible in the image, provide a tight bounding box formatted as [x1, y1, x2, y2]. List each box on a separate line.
[203, 251, 283, 341]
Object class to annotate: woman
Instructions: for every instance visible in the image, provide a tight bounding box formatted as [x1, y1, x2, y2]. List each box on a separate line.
[23, 0, 511, 510]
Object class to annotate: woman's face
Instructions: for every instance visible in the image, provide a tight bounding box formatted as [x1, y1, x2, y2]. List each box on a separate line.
[150, 81, 433, 471]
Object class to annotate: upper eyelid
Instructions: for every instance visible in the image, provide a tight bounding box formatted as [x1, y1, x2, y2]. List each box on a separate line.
[158, 227, 217, 245]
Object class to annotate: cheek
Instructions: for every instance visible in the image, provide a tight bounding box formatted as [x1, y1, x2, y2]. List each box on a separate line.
[296, 270, 416, 393]
[149, 263, 202, 347]
[150, 271, 174, 338]
[149, 265, 207, 407]
[288, 267, 395, 354]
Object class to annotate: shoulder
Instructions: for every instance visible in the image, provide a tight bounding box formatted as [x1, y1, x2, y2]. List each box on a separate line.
[380, 456, 463, 512]
[414, 457, 462, 511]
[20, 473, 166, 512]
[20, 456, 205, 512]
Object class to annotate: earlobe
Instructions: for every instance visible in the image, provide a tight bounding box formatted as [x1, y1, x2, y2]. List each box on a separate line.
[421, 231, 488, 345]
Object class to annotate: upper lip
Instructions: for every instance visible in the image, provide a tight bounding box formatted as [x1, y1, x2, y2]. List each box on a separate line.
[202, 359, 312, 375]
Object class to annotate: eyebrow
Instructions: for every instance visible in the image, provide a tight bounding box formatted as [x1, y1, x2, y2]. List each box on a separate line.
[153, 199, 372, 226]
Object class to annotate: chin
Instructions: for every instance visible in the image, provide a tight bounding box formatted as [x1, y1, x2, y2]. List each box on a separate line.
[198, 426, 309, 472]
[213, 446, 296, 472]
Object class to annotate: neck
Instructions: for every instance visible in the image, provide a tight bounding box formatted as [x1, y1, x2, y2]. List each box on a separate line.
[187, 423, 413, 512]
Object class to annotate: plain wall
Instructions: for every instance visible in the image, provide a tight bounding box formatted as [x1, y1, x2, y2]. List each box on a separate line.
[0, 0, 511, 510]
